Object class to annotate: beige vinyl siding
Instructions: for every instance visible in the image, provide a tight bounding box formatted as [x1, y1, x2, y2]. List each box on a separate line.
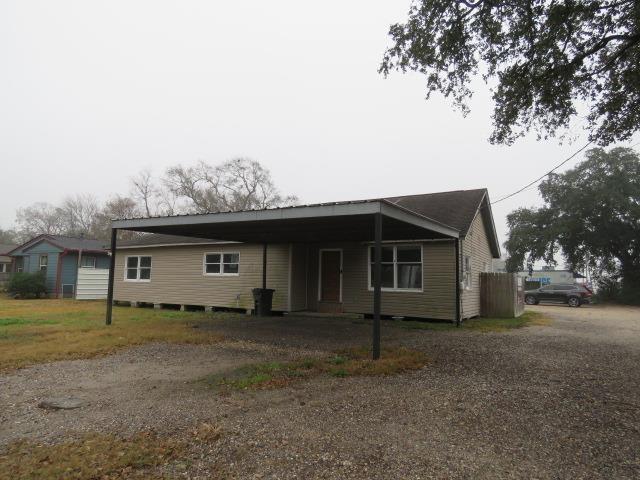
[460, 211, 494, 318]
[114, 243, 290, 310]
[305, 241, 456, 320]
[113, 238, 463, 319]
[289, 244, 308, 311]
[306, 247, 320, 311]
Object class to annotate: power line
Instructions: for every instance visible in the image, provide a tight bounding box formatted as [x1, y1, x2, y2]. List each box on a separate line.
[491, 140, 593, 205]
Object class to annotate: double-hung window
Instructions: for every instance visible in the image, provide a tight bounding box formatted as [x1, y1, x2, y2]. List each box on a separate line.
[369, 245, 422, 291]
[204, 252, 240, 276]
[80, 256, 96, 268]
[125, 256, 152, 281]
[463, 255, 472, 290]
[39, 255, 48, 272]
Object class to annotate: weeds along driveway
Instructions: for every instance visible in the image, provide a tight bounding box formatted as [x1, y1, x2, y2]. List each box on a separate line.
[1, 307, 640, 479]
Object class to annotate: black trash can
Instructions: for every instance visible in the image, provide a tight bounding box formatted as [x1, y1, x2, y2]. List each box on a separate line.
[252, 288, 275, 316]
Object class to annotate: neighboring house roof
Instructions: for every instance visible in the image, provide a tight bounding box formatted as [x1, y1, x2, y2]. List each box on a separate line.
[114, 188, 500, 257]
[117, 234, 230, 249]
[0, 244, 17, 256]
[8, 235, 109, 256]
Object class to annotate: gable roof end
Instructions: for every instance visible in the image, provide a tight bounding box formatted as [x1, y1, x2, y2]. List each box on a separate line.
[8, 235, 109, 255]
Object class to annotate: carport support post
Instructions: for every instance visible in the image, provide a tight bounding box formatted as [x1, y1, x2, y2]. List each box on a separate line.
[105, 228, 117, 325]
[373, 212, 382, 360]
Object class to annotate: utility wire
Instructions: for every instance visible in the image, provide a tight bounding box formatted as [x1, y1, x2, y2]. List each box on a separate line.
[491, 141, 593, 205]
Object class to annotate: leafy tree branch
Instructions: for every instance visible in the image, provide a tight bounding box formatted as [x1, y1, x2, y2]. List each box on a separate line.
[380, 0, 640, 145]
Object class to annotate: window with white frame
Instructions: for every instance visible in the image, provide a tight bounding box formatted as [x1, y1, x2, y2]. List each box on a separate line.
[0, 264, 6, 273]
[125, 256, 152, 281]
[369, 245, 422, 291]
[39, 255, 48, 272]
[80, 256, 96, 268]
[203, 252, 240, 276]
[463, 255, 472, 290]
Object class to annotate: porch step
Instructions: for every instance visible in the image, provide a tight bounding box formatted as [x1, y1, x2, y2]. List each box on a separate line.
[317, 301, 344, 314]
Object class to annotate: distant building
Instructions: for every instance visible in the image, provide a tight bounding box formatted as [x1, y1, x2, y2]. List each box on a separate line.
[491, 259, 586, 285]
[8, 234, 110, 298]
[517, 269, 586, 286]
[0, 244, 17, 287]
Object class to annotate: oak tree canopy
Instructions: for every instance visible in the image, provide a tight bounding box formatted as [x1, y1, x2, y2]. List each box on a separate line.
[380, 1, 640, 145]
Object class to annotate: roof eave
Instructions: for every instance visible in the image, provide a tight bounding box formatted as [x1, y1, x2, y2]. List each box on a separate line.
[116, 241, 238, 249]
[479, 192, 501, 258]
[112, 201, 459, 240]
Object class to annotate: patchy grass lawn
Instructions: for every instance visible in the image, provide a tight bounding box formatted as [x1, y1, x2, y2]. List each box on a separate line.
[389, 310, 550, 332]
[202, 347, 429, 392]
[0, 296, 224, 372]
[0, 423, 222, 480]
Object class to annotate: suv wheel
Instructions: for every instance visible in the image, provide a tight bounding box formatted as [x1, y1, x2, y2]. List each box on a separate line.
[525, 295, 537, 305]
[567, 296, 581, 307]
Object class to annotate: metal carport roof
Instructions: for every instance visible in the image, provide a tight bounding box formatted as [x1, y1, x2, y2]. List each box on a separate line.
[111, 200, 459, 242]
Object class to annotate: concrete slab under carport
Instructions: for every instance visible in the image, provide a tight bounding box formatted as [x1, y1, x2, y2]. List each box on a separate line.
[195, 313, 417, 351]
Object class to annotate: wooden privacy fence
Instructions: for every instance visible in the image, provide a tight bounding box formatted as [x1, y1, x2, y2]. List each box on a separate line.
[480, 272, 525, 318]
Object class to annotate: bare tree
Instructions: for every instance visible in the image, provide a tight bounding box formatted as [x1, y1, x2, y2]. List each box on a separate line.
[164, 158, 298, 213]
[15, 202, 66, 240]
[220, 158, 298, 210]
[0, 228, 18, 244]
[11, 159, 296, 243]
[93, 195, 142, 240]
[130, 168, 182, 217]
[130, 169, 156, 217]
[60, 194, 100, 237]
[164, 162, 222, 213]
[155, 186, 180, 216]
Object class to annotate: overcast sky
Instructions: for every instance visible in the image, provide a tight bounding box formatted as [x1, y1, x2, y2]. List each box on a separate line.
[1, 1, 636, 254]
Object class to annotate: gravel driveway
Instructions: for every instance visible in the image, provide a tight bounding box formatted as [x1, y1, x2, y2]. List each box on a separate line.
[1, 305, 639, 479]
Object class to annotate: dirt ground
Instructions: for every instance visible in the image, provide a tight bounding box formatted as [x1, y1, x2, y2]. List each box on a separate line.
[1, 305, 639, 479]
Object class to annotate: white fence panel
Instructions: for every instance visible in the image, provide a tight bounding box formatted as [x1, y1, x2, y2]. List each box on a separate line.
[76, 268, 109, 300]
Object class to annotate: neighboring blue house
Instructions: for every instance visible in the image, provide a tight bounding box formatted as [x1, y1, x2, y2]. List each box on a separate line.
[8, 235, 110, 298]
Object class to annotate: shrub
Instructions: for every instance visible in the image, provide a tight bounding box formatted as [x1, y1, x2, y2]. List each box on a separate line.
[594, 276, 621, 302]
[7, 271, 47, 298]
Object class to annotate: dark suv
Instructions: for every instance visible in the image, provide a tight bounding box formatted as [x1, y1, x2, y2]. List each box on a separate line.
[524, 284, 592, 307]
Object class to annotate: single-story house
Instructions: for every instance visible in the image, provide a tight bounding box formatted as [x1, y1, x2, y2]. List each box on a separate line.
[111, 188, 500, 322]
[0, 244, 17, 287]
[8, 234, 111, 298]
